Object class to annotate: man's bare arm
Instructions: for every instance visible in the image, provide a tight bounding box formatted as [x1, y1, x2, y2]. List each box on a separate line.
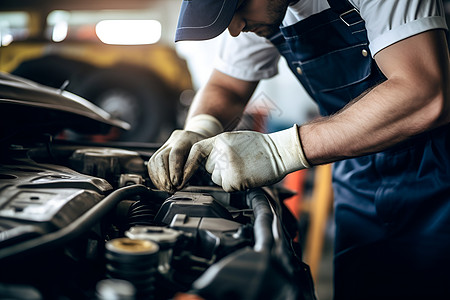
[186, 69, 259, 129]
[300, 29, 450, 165]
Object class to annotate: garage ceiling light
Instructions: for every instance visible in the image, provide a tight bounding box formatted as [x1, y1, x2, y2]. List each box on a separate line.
[52, 21, 68, 42]
[95, 20, 161, 45]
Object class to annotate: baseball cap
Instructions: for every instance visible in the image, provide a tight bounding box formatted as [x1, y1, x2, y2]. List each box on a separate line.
[175, 0, 239, 42]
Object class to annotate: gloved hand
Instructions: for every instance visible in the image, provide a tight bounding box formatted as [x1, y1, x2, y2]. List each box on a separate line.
[182, 124, 311, 192]
[148, 114, 223, 193]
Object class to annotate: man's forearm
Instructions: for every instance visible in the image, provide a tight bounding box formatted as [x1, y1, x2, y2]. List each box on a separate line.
[186, 70, 258, 130]
[300, 82, 441, 165]
[301, 68, 449, 164]
[186, 85, 248, 130]
[299, 30, 450, 166]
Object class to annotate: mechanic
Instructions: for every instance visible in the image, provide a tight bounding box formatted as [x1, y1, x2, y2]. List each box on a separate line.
[148, 0, 450, 298]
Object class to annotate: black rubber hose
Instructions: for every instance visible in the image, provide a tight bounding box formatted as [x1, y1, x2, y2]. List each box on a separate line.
[0, 184, 152, 262]
[247, 188, 274, 252]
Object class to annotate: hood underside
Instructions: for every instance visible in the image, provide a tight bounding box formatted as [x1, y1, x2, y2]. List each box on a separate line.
[0, 72, 130, 142]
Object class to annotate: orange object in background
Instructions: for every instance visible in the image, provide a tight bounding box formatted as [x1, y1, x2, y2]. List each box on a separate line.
[173, 293, 205, 300]
[283, 169, 308, 220]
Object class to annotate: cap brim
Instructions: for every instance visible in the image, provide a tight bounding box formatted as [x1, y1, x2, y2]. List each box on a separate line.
[175, 0, 239, 42]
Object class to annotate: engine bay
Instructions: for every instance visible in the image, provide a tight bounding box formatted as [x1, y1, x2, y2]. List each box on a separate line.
[0, 72, 316, 299]
[0, 140, 316, 300]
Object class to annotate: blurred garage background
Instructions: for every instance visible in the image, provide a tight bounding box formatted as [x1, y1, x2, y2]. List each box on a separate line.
[0, 0, 194, 143]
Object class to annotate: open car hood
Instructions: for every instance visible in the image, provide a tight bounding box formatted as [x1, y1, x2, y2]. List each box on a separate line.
[0, 72, 130, 141]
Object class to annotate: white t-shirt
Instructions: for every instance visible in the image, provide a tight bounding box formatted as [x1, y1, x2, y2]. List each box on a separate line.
[215, 0, 448, 81]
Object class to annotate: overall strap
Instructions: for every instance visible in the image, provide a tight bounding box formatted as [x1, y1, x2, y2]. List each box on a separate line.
[327, 0, 363, 26]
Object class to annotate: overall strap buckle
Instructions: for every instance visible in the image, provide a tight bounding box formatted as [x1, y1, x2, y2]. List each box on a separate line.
[340, 8, 364, 26]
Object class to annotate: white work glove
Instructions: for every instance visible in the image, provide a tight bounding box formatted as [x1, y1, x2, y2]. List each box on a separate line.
[148, 114, 223, 193]
[183, 124, 311, 192]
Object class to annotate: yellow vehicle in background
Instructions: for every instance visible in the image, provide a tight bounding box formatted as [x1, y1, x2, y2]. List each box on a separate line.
[0, 0, 193, 142]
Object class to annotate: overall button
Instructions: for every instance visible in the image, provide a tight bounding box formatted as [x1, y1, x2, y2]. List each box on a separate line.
[361, 49, 368, 57]
[296, 66, 303, 75]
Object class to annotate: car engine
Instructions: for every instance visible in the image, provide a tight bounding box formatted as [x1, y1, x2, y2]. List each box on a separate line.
[0, 72, 316, 300]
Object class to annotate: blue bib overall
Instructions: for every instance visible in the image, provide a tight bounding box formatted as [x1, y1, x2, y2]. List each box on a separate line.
[269, 1, 450, 299]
